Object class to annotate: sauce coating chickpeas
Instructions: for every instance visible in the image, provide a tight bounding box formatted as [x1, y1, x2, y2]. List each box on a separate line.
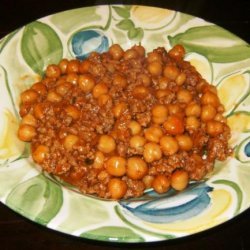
[18, 124, 36, 142]
[98, 135, 116, 154]
[17, 44, 232, 199]
[127, 157, 148, 180]
[106, 156, 126, 177]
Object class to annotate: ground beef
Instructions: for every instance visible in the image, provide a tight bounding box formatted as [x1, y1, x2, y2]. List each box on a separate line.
[17, 44, 232, 199]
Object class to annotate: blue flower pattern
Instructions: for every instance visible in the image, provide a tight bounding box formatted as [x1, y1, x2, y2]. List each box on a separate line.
[71, 30, 109, 60]
[119, 183, 213, 223]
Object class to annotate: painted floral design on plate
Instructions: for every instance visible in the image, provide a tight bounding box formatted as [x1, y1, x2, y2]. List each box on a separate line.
[0, 5, 250, 243]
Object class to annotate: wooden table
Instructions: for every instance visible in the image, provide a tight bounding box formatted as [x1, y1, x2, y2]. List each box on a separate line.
[0, 0, 249, 249]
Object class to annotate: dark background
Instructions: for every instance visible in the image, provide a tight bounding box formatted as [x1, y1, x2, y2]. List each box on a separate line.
[0, 0, 249, 42]
[0, 0, 249, 249]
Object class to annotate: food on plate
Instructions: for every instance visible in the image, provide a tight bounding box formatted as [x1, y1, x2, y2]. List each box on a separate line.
[17, 44, 232, 199]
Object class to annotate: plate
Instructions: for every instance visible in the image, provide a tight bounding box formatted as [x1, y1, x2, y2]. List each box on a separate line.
[0, 5, 250, 243]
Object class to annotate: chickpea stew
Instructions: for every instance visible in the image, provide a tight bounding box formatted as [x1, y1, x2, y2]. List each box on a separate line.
[17, 44, 232, 200]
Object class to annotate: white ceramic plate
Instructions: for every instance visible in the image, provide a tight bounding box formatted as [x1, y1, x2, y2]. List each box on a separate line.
[0, 5, 250, 243]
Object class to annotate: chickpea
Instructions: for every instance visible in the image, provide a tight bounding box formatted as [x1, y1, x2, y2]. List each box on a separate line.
[32, 145, 49, 163]
[113, 74, 127, 88]
[66, 73, 79, 85]
[21, 113, 37, 127]
[168, 44, 185, 60]
[66, 59, 80, 74]
[152, 174, 171, 194]
[143, 142, 162, 163]
[201, 91, 219, 107]
[202, 84, 217, 94]
[105, 61, 115, 72]
[129, 135, 146, 150]
[177, 89, 193, 103]
[20, 89, 38, 104]
[176, 72, 187, 86]
[65, 105, 80, 120]
[123, 48, 138, 60]
[93, 151, 105, 169]
[42, 77, 56, 87]
[185, 116, 200, 131]
[33, 103, 46, 120]
[142, 175, 154, 189]
[127, 157, 148, 180]
[18, 124, 36, 142]
[63, 134, 79, 150]
[155, 89, 172, 99]
[176, 134, 193, 151]
[55, 82, 72, 96]
[112, 102, 127, 118]
[55, 76, 66, 85]
[138, 73, 151, 86]
[45, 64, 61, 78]
[185, 102, 201, 117]
[132, 45, 145, 57]
[153, 117, 166, 125]
[58, 59, 69, 74]
[171, 169, 189, 191]
[201, 104, 217, 122]
[217, 104, 225, 113]
[98, 94, 111, 106]
[147, 61, 162, 76]
[158, 76, 170, 89]
[89, 51, 100, 59]
[214, 113, 227, 123]
[31, 82, 47, 96]
[160, 135, 179, 155]
[132, 85, 149, 99]
[109, 44, 124, 60]
[206, 120, 224, 136]
[152, 104, 168, 124]
[163, 115, 184, 135]
[98, 135, 116, 153]
[108, 178, 127, 200]
[196, 79, 208, 93]
[147, 51, 162, 63]
[92, 82, 108, 98]
[47, 90, 62, 102]
[152, 104, 168, 118]
[209, 85, 218, 94]
[144, 126, 163, 143]
[79, 60, 91, 74]
[128, 120, 141, 135]
[78, 74, 95, 93]
[106, 156, 126, 177]
[19, 104, 30, 117]
[163, 65, 180, 80]
[168, 104, 184, 117]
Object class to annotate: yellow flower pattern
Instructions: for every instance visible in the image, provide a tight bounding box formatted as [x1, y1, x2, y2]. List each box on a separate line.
[131, 6, 175, 30]
[0, 109, 24, 161]
[217, 73, 250, 115]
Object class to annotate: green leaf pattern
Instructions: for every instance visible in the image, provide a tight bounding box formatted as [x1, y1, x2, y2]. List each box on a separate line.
[6, 174, 63, 225]
[81, 226, 144, 242]
[113, 6, 143, 42]
[113, 6, 131, 19]
[21, 21, 63, 75]
[168, 25, 250, 63]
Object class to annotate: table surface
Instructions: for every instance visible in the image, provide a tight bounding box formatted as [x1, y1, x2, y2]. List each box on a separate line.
[0, 0, 249, 249]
